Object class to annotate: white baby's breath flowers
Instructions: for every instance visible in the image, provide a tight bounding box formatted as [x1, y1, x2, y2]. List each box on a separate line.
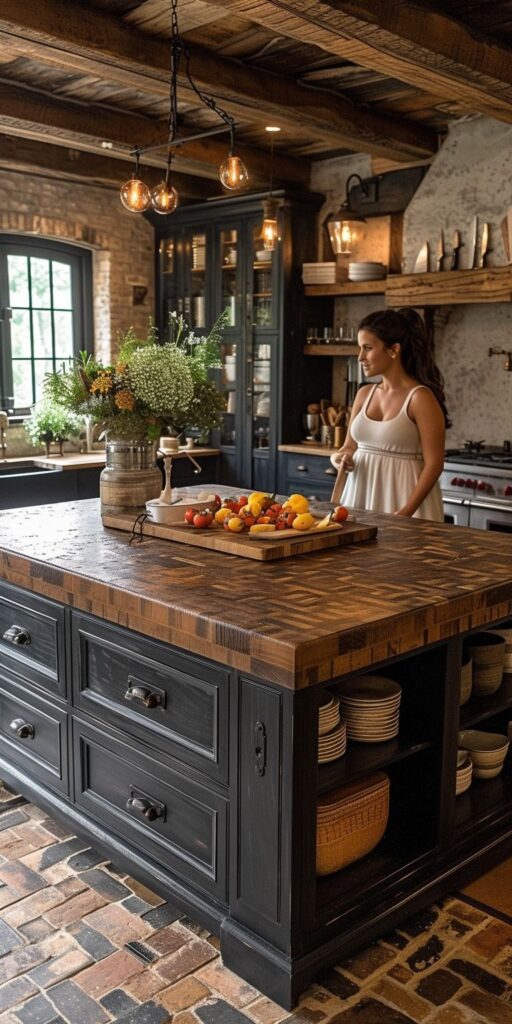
[127, 344, 194, 424]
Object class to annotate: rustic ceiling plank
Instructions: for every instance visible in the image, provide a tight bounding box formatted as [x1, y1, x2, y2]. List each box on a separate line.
[0, 131, 219, 197]
[202, 0, 512, 123]
[0, 80, 309, 185]
[0, 0, 436, 160]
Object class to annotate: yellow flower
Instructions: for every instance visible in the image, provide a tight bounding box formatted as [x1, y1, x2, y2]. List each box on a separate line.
[90, 372, 113, 395]
[114, 388, 136, 411]
[115, 362, 127, 375]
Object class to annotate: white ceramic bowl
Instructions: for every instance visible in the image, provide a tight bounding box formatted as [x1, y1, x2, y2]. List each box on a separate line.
[146, 497, 212, 525]
[256, 250, 270, 262]
[458, 729, 509, 765]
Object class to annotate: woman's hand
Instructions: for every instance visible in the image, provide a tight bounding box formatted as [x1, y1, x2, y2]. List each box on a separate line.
[331, 449, 355, 472]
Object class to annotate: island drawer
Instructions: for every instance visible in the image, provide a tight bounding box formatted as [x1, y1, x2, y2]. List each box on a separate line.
[0, 671, 69, 796]
[0, 581, 66, 700]
[73, 716, 228, 903]
[71, 613, 229, 784]
[281, 452, 334, 484]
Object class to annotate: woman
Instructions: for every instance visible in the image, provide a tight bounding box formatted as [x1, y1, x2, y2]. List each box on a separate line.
[331, 308, 448, 520]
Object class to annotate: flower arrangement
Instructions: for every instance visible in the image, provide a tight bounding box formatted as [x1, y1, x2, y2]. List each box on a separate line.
[44, 311, 228, 442]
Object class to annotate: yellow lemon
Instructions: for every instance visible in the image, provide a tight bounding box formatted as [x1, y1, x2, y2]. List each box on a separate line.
[248, 500, 263, 517]
[249, 523, 276, 533]
[247, 491, 267, 506]
[215, 507, 232, 525]
[227, 516, 244, 532]
[291, 512, 315, 531]
[287, 493, 310, 514]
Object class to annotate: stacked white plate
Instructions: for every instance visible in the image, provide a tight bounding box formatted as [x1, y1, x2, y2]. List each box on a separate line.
[348, 261, 386, 281]
[318, 696, 346, 763]
[456, 750, 473, 796]
[335, 675, 402, 743]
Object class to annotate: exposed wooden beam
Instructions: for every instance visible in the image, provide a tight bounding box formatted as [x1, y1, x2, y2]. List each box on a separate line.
[0, 0, 436, 161]
[0, 133, 219, 199]
[0, 81, 308, 186]
[202, 0, 512, 124]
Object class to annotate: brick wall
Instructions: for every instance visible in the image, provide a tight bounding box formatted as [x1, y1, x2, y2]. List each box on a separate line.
[0, 168, 155, 363]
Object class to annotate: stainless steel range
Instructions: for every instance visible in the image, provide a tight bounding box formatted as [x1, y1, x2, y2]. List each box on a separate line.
[441, 441, 512, 532]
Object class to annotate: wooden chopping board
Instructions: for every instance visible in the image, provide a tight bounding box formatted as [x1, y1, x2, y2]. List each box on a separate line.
[102, 512, 377, 561]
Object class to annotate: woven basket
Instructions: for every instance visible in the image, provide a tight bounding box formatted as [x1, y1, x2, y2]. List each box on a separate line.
[459, 653, 472, 706]
[466, 633, 506, 696]
[316, 772, 390, 876]
[488, 626, 512, 673]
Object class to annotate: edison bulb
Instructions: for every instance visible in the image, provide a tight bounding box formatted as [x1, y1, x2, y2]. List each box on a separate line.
[120, 177, 151, 213]
[150, 182, 179, 215]
[261, 218, 278, 251]
[220, 155, 249, 191]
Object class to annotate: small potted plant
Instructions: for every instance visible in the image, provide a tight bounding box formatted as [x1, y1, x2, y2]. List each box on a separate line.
[24, 400, 82, 457]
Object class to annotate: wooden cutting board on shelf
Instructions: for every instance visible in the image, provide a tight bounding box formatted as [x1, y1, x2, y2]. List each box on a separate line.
[102, 512, 377, 561]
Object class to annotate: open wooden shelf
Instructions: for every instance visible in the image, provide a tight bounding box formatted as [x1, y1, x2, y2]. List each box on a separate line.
[304, 280, 386, 296]
[304, 344, 358, 357]
[305, 266, 512, 305]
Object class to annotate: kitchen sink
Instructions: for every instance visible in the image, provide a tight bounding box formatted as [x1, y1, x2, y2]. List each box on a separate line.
[0, 461, 59, 475]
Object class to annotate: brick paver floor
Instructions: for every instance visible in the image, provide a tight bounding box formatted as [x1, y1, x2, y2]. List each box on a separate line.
[1, 783, 511, 1023]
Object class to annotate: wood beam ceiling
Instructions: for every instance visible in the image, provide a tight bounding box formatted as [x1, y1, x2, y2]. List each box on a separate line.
[0, 0, 436, 161]
[0, 82, 308, 186]
[0, 132, 219, 199]
[202, 0, 512, 124]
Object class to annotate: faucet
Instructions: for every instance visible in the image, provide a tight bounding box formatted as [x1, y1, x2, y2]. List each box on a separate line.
[488, 347, 512, 371]
[0, 411, 7, 460]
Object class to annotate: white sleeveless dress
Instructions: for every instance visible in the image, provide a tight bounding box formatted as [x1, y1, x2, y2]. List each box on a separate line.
[341, 384, 444, 521]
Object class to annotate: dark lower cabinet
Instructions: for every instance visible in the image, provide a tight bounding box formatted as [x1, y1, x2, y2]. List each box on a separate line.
[1, 581, 512, 1008]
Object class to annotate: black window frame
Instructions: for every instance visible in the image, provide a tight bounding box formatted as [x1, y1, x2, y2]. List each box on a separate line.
[0, 236, 93, 415]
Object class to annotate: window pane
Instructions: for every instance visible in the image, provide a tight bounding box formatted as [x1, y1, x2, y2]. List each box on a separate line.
[10, 309, 31, 358]
[32, 309, 53, 358]
[7, 255, 29, 307]
[52, 261, 72, 309]
[30, 257, 51, 308]
[12, 361, 33, 408]
[34, 359, 56, 403]
[54, 310, 74, 359]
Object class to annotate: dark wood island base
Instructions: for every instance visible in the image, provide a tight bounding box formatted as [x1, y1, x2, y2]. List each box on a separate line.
[0, 498, 512, 1008]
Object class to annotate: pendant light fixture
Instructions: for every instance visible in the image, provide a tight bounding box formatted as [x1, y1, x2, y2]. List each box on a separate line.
[120, 0, 249, 214]
[260, 127, 280, 251]
[326, 173, 370, 256]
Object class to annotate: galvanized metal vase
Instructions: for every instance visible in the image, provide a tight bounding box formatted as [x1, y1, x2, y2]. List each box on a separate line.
[100, 440, 161, 515]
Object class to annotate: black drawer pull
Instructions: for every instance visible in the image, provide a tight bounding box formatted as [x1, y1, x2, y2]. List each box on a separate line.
[295, 464, 308, 472]
[10, 718, 35, 739]
[124, 683, 163, 709]
[3, 625, 31, 646]
[126, 791, 165, 823]
[324, 467, 337, 476]
[255, 720, 267, 777]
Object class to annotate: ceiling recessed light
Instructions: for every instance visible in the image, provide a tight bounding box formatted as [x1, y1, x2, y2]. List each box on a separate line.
[265, 126, 281, 133]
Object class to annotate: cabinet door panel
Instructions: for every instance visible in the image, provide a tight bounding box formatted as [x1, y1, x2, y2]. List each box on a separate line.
[0, 671, 69, 795]
[74, 716, 228, 902]
[0, 580, 66, 699]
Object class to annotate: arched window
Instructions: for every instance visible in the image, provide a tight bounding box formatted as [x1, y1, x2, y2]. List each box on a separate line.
[0, 236, 93, 415]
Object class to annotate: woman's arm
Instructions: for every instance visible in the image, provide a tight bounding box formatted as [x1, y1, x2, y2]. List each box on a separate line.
[395, 389, 445, 516]
[330, 385, 371, 471]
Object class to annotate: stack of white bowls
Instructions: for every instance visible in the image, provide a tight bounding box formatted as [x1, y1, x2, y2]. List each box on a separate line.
[458, 729, 509, 779]
[456, 750, 473, 795]
[318, 695, 346, 763]
[348, 261, 386, 282]
[336, 676, 402, 743]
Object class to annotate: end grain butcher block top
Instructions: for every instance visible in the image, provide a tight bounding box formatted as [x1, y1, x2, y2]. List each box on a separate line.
[0, 498, 511, 689]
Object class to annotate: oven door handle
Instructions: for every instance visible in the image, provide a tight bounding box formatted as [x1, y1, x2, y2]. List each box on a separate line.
[444, 497, 469, 506]
[470, 501, 512, 514]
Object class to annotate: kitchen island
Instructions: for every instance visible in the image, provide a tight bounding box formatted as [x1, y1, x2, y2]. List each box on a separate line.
[0, 497, 511, 1007]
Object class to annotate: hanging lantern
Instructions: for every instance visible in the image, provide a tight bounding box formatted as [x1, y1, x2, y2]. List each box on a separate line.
[260, 197, 279, 251]
[325, 174, 370, 256]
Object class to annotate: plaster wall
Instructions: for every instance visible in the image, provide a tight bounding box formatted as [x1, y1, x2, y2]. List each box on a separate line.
[311, 117, 512, 447]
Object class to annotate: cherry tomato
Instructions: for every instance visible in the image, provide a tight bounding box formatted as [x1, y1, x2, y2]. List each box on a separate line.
[332, 505, 349, 523]
[223, 497, 241, 513]
[193, 511, 213, 529]
[184, 507, 197, 524]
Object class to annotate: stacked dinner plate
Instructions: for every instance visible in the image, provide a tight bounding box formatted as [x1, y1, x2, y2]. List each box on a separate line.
[456, 750, 473, 796]
[348, 261, 386, 282]
[335, 675, 402, 743]
[318, 695, 347, 763]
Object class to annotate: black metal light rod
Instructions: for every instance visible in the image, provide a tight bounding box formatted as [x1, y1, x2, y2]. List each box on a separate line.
[131, 124, 231, 160]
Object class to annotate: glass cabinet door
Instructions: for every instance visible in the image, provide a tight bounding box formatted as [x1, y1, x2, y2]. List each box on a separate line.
[251, 223, 275, 330]
[219, 228, 240, 327]
[219, 336, 238, 449]
[158, 234, 180, 338]
[186, 229, 207, 330]
[251, 339, 271, 453]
